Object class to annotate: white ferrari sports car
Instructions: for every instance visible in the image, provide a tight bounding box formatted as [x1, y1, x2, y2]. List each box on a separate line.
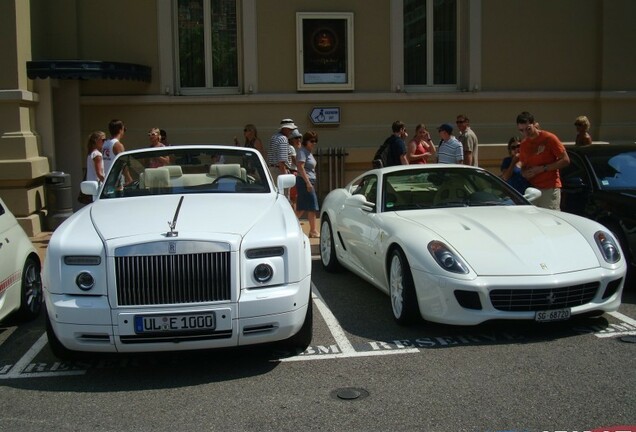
[0, 198, 42, 322]
[44, 146, 312, 358]
[319, 165, 626, 326]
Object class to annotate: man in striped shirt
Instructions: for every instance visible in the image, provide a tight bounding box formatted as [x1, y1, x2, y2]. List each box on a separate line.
[268, 118, 297, 181]
[436, 123, 464, 164]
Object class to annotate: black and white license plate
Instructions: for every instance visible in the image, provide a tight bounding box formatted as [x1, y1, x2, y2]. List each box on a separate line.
[534, 308, 571, 322]
[134, 313, 215, 334]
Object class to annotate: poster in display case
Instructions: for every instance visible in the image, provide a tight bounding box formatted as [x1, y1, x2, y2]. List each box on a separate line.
[296, 12, 354, 91]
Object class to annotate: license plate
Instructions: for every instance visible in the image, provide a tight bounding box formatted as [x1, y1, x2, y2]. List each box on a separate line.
[134, 313, 215, 334]
[535, 308, 571, 322]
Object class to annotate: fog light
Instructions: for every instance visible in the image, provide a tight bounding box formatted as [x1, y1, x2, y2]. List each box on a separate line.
[253, 264, 273, 283]
[76, 272, 95, 291]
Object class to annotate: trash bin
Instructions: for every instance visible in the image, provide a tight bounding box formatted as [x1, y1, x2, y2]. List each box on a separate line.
[45, 171, 73, 231]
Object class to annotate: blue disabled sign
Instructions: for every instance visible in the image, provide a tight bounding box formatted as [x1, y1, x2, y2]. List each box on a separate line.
[310, 107, 340, 125]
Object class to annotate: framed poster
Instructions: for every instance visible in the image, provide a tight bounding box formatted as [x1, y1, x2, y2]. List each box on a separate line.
[296, 12, 354, 91]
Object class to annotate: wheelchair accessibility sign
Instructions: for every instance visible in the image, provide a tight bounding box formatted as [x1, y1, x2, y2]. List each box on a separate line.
[310, 107, 340, 125]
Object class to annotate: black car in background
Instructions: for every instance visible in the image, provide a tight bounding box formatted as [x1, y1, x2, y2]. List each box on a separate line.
[561, 144, 636, 280]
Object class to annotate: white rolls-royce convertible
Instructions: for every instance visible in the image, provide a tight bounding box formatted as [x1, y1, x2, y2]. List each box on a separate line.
[44, 145, 312, 358]
[319, 165, 626, 326]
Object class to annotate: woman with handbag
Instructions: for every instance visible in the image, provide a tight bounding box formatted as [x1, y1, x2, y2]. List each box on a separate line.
[79, 131, 105, 204]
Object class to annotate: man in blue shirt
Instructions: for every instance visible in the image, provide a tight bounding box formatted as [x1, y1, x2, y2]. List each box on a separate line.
[384, 120, 408, 166]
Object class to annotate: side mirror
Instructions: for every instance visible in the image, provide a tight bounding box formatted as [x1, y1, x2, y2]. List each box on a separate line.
[277, 174, 296, 193]
[81, 181, 99, 200]
[523, 187, 542, 203]
[345, 194, 375, 212]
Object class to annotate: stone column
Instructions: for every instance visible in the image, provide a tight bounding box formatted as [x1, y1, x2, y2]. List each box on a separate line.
[0, 0, 50, 235]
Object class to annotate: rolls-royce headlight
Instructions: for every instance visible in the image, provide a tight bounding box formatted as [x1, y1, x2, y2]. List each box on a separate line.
[253, 263, 274, 283]
[595, 231, 621, 263]
[428, 241, 469, 274]
[76, 272, 95, 291]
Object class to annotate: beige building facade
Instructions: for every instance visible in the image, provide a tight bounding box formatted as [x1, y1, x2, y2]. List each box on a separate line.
[1, 0, 635, 235]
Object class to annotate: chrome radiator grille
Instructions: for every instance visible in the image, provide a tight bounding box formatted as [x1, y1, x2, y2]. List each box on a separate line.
[489, 282, 599, 312]
[115, 252, 231, 306]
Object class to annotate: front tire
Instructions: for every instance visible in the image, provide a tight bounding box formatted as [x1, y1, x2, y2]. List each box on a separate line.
[320, 216, 341, 272]
[389, 248, 420, 325]
[17, 256, 43, 321]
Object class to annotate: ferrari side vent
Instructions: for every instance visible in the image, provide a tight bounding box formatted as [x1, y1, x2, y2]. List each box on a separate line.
[602, 278, 622, 299]
[454, 290, 482, 310]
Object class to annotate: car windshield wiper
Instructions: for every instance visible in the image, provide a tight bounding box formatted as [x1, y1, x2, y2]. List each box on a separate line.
[432, 201, 469, 208]
[391, 203, 426, 210]
[468, 200, 503, 206]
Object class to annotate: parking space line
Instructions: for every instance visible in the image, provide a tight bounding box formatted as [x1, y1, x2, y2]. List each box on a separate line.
[310, 283, 356, 354]
[0, 326, 17, 346]
[590, 311, 636, 338]
[609, 311, 636, 327]
[280, 283, 419, 362]
[0, 333, 85, 379]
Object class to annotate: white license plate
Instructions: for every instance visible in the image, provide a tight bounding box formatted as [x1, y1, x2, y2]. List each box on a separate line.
[535, 308, 571, 322]
[134, 313, 215, 334]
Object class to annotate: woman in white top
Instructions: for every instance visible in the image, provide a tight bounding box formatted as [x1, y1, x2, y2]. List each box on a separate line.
[86, 131, 106, 183]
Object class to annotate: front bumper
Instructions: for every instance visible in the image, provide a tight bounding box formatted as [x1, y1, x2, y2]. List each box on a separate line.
[45, 274, 311, 353]
[411, 266, 625, 326]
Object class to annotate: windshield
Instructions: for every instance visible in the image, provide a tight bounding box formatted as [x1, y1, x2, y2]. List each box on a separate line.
[101, 147, 270, 199]
[588, 151, 636, 190]
[383, 168, 529, 211]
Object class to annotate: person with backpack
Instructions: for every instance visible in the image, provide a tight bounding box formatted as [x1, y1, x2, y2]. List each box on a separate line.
[374, 120, 408, 168]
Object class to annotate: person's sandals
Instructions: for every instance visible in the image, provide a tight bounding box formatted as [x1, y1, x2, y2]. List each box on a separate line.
[308, 231, 320, 238]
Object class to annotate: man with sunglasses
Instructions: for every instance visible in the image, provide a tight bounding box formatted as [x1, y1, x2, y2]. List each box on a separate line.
[516, 111, 570, 210]
[456, 114, 479, 166]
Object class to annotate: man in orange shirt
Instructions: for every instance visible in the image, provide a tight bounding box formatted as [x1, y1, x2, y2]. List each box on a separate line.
[516, 111, 570, 210]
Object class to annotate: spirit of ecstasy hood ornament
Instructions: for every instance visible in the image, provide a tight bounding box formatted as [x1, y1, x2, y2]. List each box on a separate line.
[166, 196, 184, 237]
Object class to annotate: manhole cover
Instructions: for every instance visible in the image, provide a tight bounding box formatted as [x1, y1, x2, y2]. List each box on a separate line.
[330, 387, 369, 401]
[620, 335, 636, 344]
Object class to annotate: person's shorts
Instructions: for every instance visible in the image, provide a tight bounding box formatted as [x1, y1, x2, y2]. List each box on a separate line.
[535, 187, 561, 210]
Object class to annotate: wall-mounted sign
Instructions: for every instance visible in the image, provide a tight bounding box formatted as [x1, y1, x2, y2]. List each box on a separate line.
[310, 107, 341, 125]
[296, 12, 354, 91]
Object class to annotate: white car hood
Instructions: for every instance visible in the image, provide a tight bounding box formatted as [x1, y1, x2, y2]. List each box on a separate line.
[397, 206, 600, 276]
[90, 195, 275, 240]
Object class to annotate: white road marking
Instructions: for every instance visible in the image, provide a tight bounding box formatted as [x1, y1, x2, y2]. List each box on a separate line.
[0, 333, 85, 379]
[0, 326, 17, 345]
[608, 311, 636, 327]
[279, 283, 419, 362]
[310, 283, 356, 354]
[591, 311, 636, 338]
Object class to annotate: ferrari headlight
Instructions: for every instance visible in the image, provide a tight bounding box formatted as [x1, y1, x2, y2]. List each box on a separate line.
[594, 231, 621, 263]
[428, 241, 469, 274]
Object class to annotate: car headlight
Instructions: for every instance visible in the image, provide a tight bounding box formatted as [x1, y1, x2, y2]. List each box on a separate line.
[594, 231, 621, 263]
[428, 241, 469, 274]
[253, 263, 274, 283]
[76, 272, 95, 291]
